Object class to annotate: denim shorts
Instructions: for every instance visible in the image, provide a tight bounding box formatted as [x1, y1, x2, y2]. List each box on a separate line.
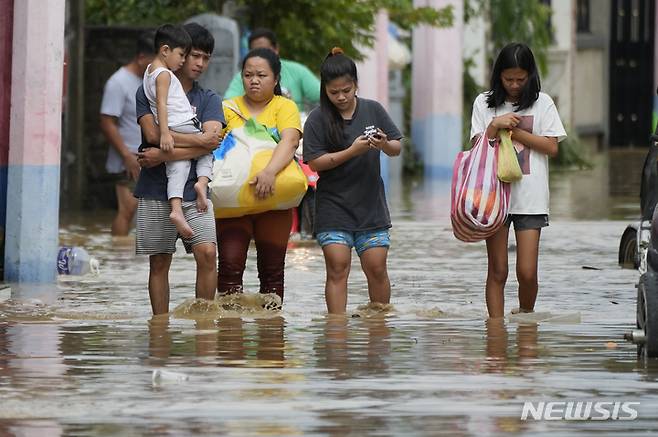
[505, 214, 549, 231]
[316, 228, 391, 256]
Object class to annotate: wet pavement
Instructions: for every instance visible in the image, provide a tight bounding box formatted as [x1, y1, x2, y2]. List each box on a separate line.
[1, 155, 658, 436]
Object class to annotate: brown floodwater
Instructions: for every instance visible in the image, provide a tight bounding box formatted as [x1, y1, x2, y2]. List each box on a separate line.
[1, 153, 658, 436]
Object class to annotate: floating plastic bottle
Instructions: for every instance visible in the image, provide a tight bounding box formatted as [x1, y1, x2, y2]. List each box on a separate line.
[152, 369, 189, 385]
[57, 246, 100, 275]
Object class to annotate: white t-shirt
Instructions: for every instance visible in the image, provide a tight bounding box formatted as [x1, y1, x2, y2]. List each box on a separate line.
[143, 65, 196, 127]
[100, 67, 143, 174]
[470, 92, 567, 215]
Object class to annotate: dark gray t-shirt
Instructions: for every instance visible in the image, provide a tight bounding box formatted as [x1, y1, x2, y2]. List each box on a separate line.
[303, 98, 402, 233]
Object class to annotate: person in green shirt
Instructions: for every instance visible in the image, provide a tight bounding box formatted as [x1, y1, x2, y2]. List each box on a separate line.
[223, 28, 320, 112]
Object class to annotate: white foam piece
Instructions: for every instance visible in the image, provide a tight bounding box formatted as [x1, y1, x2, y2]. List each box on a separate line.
[507, 311, 582, 324]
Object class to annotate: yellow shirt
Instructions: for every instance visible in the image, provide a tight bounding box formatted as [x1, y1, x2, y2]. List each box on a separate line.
[223, 95, 301, 137]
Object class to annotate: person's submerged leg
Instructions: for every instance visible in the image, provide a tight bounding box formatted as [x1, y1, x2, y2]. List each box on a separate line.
[149, 254, 172, 314]
[515, 228, 541, 313]
[485, 225, 510, 318]
[216, 216, 252, 295]
[253, 209, 292, 301]
[112, 182, 138, 236]
[359, 247, 391, 305]
[355, 229, 391, 305]
[322, 243, 352, 314]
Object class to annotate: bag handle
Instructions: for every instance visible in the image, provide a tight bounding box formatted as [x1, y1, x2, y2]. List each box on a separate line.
[222, 100, 248, 121]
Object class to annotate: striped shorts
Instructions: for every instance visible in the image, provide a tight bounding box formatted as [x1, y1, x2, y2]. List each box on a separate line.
[136, 198, 217, 255]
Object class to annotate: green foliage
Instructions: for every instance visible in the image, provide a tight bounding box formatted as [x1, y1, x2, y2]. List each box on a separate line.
[486, 0, 552, 75]
[85, 0, 452, 71]
[235, 0, 452, 69]
[552, 128, 592, 169]
[85, 0, 211, 25]
[465, 0, 552, 75]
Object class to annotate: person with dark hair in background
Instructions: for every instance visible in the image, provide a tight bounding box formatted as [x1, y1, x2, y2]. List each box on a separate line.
[217, 48, 302, 305]
[469, 43, 567, 319]
[134, 22, 224, 315]
[100, 30, 154, 237]
[303, 48, 402, 314]
[224, 28, 320, 112]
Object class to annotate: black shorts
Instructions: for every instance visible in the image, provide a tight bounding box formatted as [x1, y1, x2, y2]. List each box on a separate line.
[505, 214, 549, 231]
[107, 172, 137, 192]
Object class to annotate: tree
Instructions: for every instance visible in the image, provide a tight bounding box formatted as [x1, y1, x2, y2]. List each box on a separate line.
[236, 0, 452, 68]
[85, 0, 453, 70]
[86, 0, 211, 25]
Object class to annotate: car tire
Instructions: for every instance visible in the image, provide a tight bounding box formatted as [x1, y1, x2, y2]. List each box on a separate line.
[638, 271, 658, 358]
[619, 227, 638, 268]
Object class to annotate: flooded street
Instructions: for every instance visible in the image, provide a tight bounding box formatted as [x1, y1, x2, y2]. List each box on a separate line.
[2, 156, 658, 436]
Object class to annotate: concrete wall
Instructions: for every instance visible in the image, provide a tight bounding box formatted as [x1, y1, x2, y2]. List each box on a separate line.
[574, 49, 605, 127]
[573, 0, 610, 149]
[545, 0, 574, 128]
[411, 0, 463, 178]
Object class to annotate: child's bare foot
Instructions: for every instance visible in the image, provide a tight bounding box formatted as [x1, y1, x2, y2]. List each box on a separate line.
[170, 210, 194, 238]
[195, 181, 209, 212]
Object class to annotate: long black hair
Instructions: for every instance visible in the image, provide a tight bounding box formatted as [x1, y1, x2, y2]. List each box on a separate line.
[241, 48, 282, 96]
[486, 43, 540, 111]
[319, 48, 358, 147]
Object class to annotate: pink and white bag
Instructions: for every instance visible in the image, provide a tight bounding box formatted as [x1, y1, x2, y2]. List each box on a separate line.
[450, 133, 511, 242]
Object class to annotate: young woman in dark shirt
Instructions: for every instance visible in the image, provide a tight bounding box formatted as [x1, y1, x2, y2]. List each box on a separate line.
[303, 48, 402, 314]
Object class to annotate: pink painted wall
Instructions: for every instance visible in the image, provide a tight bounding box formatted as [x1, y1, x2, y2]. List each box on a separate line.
[8, 0, 65, 167]
[412, 0, 463, 121]
[0, 0, 13, 167]
[356, 10, 389, 108]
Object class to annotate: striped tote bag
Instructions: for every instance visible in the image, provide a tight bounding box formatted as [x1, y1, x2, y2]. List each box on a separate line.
[450, 133, 511, 242]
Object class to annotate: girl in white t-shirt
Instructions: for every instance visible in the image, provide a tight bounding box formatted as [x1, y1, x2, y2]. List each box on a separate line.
[469, 43, 567, 319]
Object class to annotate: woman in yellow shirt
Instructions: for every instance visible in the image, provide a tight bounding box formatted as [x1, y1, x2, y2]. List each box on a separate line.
[218, 48, 302, 304]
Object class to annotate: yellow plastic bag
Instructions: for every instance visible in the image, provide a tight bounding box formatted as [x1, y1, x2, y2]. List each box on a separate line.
[210, 117, 307, 219]
[497, 129, 522, 183]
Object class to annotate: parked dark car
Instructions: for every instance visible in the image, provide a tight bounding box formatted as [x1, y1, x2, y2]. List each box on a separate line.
[623, 126, 658, 357]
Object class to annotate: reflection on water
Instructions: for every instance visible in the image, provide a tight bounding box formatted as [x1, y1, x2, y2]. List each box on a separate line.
[2, 152, 658, 435]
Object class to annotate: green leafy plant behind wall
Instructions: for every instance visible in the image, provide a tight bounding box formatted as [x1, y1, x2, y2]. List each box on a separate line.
[85, 0, 452, 72]
[85, 0, 212, 26]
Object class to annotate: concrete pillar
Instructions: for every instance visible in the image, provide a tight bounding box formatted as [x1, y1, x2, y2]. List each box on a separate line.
[0, 0, 14, 280]
[356, 10, 390, 106]
[411, 0, 463, 178]
[356, 10, 391, 186]
[5, 0, 65, 282]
